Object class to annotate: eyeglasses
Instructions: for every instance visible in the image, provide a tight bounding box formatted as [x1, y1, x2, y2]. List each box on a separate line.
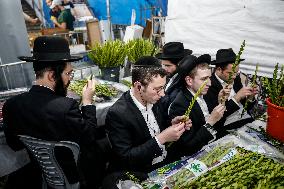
[153, 86, 165, 94]
[64, 71, 75, 79]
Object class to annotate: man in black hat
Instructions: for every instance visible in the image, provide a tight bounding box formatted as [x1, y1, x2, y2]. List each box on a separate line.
[103, 56, 192, 188]
[204, 48, 258, 137]
[2, 36, 106, 188]
[168, 54, 226, 159]
[156, 42, 193, 122]
[156, 42, 192, 91]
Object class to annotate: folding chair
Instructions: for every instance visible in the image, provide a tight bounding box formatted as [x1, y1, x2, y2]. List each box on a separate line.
[18, 135, 80, 189]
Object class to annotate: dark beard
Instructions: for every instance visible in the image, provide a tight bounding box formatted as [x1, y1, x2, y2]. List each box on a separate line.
[54, 78, 70, 97]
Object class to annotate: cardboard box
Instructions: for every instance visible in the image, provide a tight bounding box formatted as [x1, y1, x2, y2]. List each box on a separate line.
[86, 19, 102, 48]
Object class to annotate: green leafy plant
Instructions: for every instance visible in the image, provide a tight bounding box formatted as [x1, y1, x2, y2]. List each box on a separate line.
[125, 172, 140, 184]
[126, 39, 158, 63]
[261, 63, 284, 107]
[68, 79, 118, 98]
[167, 80, 208, 149]
[88, 40, 127, 68]
[184, 80, 208, 119]
[121, 79, 132, 88]
[228, 40, 246, 84]
[241, 63, 259, 117]
[220, 40, 246, 104]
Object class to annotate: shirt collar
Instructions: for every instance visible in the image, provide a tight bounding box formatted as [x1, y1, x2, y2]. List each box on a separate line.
[215, 73, 227, 87]
[187, 87, 204, 99]
[130, 89, 153, 111]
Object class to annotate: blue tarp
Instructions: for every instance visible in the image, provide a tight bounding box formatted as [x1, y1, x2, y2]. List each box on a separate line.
[87, 0, 167, 26]
[41, 0, 167, 28]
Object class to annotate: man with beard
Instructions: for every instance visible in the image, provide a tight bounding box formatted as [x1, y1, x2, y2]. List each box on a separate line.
[2, 36, 106, 189]
[204, 48, 258, 137]
[168, 54, 226, 159]
[156, 42, 193, 122]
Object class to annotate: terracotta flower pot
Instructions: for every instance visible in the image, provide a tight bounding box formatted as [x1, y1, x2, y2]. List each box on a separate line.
[266, 98, 284, 142]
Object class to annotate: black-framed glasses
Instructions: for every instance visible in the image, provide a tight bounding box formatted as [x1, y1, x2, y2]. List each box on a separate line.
[153, 86, 165, 94]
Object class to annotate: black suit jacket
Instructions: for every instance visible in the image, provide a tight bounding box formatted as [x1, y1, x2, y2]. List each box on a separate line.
[106, 91, 171, 173]
[168, 88, 214, 159]
[3, 85, 102, 187]
[204, 74, 254, 136]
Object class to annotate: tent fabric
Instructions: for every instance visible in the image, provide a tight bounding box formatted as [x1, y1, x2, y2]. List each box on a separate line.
[87, 0, 167, 26]
[165, 0, 284, 77]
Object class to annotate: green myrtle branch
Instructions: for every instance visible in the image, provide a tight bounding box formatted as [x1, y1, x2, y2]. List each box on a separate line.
[220, 40, 246, 104]
[166, 80, 208, 149]
[241, 63, 259, 118]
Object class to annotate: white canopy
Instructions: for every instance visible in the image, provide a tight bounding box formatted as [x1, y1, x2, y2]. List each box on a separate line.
[165, 0, 284, 77]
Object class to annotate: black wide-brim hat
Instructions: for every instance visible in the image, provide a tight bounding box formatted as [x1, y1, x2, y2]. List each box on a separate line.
[179, 54, 211, 79]
[155, 42, 192, 60]
[18, 36, 82, 62]
[211, 48, 244, 65]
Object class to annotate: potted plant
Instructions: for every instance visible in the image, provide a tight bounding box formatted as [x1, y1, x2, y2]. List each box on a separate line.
[88, 40, 127, 82]
[262, 63, 284, 142]
[124, 39, 158, 76]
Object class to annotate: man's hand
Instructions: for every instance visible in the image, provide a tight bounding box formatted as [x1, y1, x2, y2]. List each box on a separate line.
[233, 86, 253, 103]
[156, 122, 185, 145]
[218, 84, 232, 103]
[81, 79, 98, 105]
[171, 115, 192, 130]
[206, 104, 226, 126]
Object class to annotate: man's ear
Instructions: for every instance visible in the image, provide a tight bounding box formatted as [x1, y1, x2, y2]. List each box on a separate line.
[46, 70, 55, 82]
[134, 81, 142, 90]
[185, 76, 193, 87]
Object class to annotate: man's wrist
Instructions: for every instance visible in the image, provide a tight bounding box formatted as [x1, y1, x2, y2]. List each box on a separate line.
[204, 122, 214, 129]
[156, 133, 166, 145]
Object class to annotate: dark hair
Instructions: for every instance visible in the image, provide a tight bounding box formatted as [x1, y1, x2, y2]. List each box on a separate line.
[214, 62, 230, 71]
[34, 62, 67, 79]
[167, 58, 183, 66]
[132, 66, 167, 87]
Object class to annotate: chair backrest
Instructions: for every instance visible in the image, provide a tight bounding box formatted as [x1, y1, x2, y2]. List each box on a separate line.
[18, 135, 80, 189]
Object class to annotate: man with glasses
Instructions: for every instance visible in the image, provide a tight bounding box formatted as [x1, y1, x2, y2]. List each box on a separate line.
[204, 48, 258, 138]
[3, 36, 106, 188]
[103, 56, 192, 188]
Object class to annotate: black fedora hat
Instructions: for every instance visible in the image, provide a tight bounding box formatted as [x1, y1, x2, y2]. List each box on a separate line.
[178, 54, 211, 79]
[155, 42, 193, 60]
[211, 48, 244, 65]
[18, 36, 82, 62]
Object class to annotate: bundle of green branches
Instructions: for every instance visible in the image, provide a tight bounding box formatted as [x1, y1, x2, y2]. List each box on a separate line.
[68, 79, 118, 98]
[184, 80, 208, 119]
[166, 80, 208, 149]
[262, 63, 284, 107]
[88, 40, 127, 68]
[220, 40, 246, 104]
[126, 38, 158, 63]
[227, 40, 246, 84]
[241, 64, 259, 117]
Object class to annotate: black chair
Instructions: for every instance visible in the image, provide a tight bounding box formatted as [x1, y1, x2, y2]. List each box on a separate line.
[18, 135, 80, 189]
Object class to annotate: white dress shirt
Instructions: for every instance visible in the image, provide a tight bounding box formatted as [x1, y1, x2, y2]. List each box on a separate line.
[165, 73, 178, 92]
[130, 89, 167, 165]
